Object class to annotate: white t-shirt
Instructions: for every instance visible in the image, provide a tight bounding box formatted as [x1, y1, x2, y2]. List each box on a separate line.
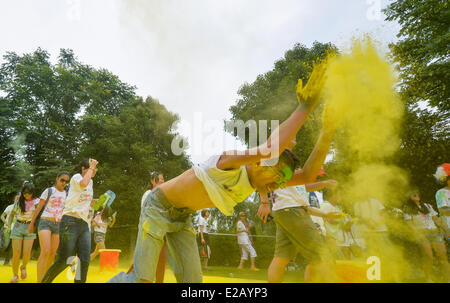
[436, 188, 449, 229]
[236, 220, 250, 245]
[40, 187, 67, 221]
[63, 173, 94, 225]
[93, 212, 109, 234]
[13, 198, 40, 222]
[272, 186, 309, 211]
[198, 216, 209, 234]
[404, 203, 438, 230]
[353, 198, 388, 233]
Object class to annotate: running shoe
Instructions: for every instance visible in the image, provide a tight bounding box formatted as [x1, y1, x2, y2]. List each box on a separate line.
[20, 265, 26, 279]
[10, 275, 18, 283]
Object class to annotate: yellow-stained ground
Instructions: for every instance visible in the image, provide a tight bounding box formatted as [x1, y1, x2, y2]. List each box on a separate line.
[0, 260, 266, 283]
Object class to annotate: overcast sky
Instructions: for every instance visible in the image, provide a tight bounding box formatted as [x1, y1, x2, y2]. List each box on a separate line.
[0, 0, 400, 164]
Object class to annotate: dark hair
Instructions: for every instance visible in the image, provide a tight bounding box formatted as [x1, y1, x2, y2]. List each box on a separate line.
[55, 171, 70, 184]
[278, 149, 301, 171]
[18, 182, 36, 213]
[201, 209, 210, 218]
[150, 171, 162, 184]
[403, 192, 430, 216]
[75, 159, 90, 174]
[101, 206, 113, 222]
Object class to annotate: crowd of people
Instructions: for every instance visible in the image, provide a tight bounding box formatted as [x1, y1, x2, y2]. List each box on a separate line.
[0, 158, 117, 283]
[0, 60, 448, 283]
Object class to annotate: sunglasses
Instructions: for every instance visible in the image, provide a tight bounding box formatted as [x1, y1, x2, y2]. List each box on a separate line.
[60, 179, 70, 183]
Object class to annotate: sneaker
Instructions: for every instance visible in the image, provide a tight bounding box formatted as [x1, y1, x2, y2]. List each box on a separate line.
[10, 275, 18, 283]
[250, 267, 260, 271]
[20, 265, 26, 279]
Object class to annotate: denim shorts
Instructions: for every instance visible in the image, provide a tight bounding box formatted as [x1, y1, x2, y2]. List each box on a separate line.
[38, 219, 60, 234]
[108, 186, 202, 283]
[94, 231, 105, 243]
[10, 221, 36, 240]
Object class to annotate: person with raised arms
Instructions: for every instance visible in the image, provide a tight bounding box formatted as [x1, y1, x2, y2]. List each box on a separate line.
[41, 158, 98, 283]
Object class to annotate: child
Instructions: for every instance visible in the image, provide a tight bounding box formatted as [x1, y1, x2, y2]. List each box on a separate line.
[7, 182, 40, 283]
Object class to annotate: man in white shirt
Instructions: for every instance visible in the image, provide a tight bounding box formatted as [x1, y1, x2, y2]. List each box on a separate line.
[268, 179, 340, 282]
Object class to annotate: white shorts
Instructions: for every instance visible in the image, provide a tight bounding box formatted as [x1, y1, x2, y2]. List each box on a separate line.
[239, 243, 257, 260]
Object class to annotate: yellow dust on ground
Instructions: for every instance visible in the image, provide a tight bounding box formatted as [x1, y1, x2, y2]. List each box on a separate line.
[0, 261, 264, 283]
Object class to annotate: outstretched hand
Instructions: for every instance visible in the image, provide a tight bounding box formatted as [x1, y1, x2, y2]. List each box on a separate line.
[257, 203, 271, 223]
[296, 60, 328, 111]
[257, 191, 271, 223]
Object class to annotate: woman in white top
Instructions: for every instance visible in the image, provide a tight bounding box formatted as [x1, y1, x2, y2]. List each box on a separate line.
[236, 212, 258, 270]
[29, 171, 70, 283]
[7, 182, 40, 283]
[403, 190, 450, 282]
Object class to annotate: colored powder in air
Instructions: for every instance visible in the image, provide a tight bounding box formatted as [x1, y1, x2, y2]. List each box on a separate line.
[317, 37, 417, 282]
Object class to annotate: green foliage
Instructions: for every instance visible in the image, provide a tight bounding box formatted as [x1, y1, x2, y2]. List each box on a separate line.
[384, 0, 450, 111]
[383, 0, 449, 205]
[0, 48, 190, 228]
[79, 97, 191, 225]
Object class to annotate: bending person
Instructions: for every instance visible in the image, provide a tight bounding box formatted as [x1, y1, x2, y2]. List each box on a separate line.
[90, 207, 116, 261]
[107, 63, 337, 283]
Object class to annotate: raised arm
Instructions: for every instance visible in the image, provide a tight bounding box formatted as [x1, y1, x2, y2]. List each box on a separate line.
[285, 128, 335, 186]
[79, 158, 98, 188]
[305, 180, 338, 192]
[217, 62, 327, 170]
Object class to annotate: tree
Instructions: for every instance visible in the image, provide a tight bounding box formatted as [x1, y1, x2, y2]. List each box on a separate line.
[0, 48, 137, 202]
[384, 0, 450, 111]
[384, 0, 450, 205]
[78, 96, 191, 225]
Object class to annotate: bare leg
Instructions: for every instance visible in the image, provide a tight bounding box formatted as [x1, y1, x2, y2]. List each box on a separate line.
[48, 233, 60, 271]
[431, 241, 450, 281]
[11, 239, 23, 277]
[90, 242, 105, 261]
[419, 241, 433, 282]
[268, 256, 290, 283]
[37, 230, 52, 283]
